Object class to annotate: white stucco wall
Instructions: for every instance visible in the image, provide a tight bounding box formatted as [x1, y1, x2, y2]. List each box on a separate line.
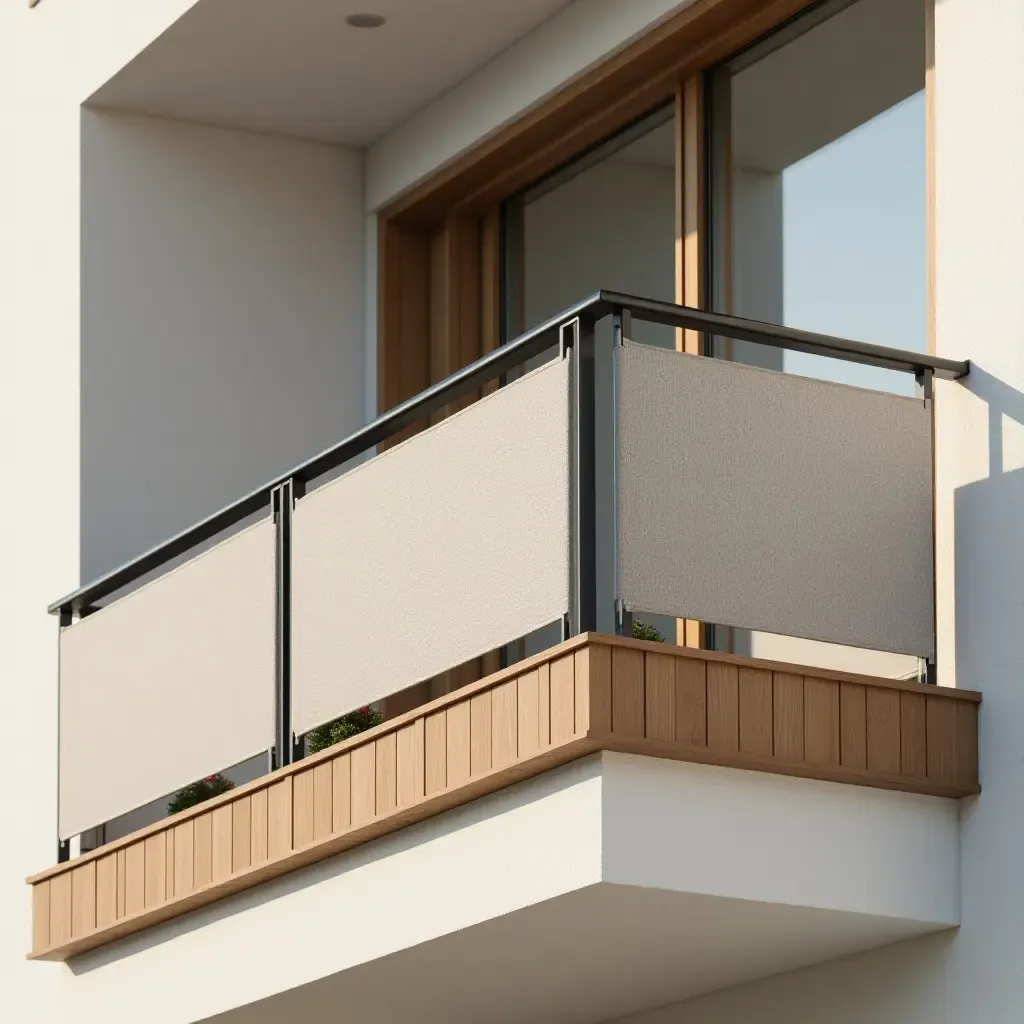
[81, 110, 364, 579]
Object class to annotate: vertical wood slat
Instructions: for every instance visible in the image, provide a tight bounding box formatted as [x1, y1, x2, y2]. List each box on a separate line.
[773, 673, 804, 761]
[676, 657, 707, 746]
[193, 812, 213, 888]
[611, 647, 645, 739]
[491, 680, 518, 769]
[581, 643, 611, 734]
[550, 654, 576, 743]
[901, 691, 927, 779]
[124, 841, 145, 917]
[517, 670, 540, 758]
[333, 753, 352, 831]
[96, 853, 118, 930]
[232, 795, 252, 873]
[173, 820, 195, 898]
[866, 688, 901, 775]
[425, 710, 447, 795]
[116, 848, 126, 920]
[250, 787, 269, 866]
[267, 777, 293, 861]
[446, 701, 472, 787]
[145, 832, 167, 908]
[645, 653, 676, 741]
[955, 701, 979, 790]
[805, 678, 839, 766]
[397, 720, 426, 806]
[71, 861, 96, 938]
[293, 768, 315, 849]
[211, 805, 233, 883]
[707, 663, 739, 752]
[33, 882, 50, 953]
[738, 667, 772, 756]
[50, 871, 72, 946]
[926, 696, 957, 785]
[538, 662, 551, 750]
[840, 683, 868, 770]
[470, 691, 493, 776]
[376, 733, 398, 816]
[351, 743, 377, 825]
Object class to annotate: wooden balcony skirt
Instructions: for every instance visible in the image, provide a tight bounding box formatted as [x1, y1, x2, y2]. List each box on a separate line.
[29, 633, 980, 961]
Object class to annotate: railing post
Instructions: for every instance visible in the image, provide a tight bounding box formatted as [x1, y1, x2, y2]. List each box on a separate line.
[57, 606, 71, 863]
[273, 478, 304, 767]
[612, 307, 632, 637]
[565, 315, 597, 636]
[918, 365, 938, 686]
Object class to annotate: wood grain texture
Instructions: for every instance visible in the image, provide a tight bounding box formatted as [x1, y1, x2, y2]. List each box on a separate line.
[676, 657, 707, 746]
[738, 667, 772, 757]
[193, 812, 213, 888]
[645, 653, 676, 741]
[332, 753, 352, 830]
[425, 710, 447, 796]
[397, 720, 426, 806]
[232, 796, 252, 873]
[71, 861, 96, 937]
[866, 688, 900, 775]
[96, 854, 118, 930]
[293, 768, 315, 849]
[926, 696, 956, 786]
[352, 743, 377, 825]
[550, 654, 577, 744]
[470, 691, 493, 776]
[773, 673, 804, 761]
[446, 701, 472, 787]
[707, 662, 739, 752]
[611, 647, 645, 739]
[805, 678, 839, 767]
[491, 680, 518, 769]
[901, 691, 927, 779]
[376, 733, 398, 816]
[32, 882, 50, 954]
[29, 634, 980, 961]
[840, 683, 867, 770]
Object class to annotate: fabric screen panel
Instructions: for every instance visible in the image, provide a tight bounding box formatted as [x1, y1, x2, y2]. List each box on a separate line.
[58, 519, 277, 839]
[616, 341, 934, 658]
[292, 357, 571, 736]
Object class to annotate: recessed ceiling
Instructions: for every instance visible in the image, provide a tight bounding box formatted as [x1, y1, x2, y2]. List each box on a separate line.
[89, 0, 575, 146]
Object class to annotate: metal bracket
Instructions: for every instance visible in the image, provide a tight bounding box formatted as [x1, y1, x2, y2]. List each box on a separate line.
[615, 600, 633, 638]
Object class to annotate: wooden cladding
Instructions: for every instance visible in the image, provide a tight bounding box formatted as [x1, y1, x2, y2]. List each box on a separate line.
[28, 634, 980, 962]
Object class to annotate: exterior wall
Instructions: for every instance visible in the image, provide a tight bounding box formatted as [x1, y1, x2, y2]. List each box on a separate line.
[81, 110, 364, 579]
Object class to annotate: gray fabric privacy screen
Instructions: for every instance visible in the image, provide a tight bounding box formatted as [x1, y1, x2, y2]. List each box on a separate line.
[292, 357, 572, 736]
[58, 520, 277, 839]
[616, 342, 934, 658]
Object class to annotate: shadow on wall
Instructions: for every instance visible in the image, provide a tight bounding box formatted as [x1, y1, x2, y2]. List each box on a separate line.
[953, 364, 1024, 749]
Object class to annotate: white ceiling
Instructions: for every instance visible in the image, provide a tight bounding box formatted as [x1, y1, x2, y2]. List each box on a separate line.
[204, 883, 941, 1024]
[89, 0, 576, 146]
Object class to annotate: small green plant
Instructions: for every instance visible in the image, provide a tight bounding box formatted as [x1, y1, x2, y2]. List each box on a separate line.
[632, 619, 665, 643]
[307, 706, 383, 755]
[168, 773, 235, 815]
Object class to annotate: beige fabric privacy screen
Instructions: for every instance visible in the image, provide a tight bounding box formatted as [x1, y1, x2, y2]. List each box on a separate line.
[58, 519, 277, 839]
[292, 357, 572, 736]
[616, 341, 934, 658]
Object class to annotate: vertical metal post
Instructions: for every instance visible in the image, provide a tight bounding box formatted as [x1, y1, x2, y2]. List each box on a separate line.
[612, 308, 630, 636]
[918, 366, 938, 686]
[57, 606, 71, 863]
[565, 315, 597, 635]
[273, 478, 304, 767]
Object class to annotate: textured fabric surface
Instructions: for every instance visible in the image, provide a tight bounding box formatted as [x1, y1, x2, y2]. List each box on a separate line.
[292, 357, 572, 735]
[58, 519, 277, 838]
[616, 342, 934, 657]
[292, 356, 573, 733]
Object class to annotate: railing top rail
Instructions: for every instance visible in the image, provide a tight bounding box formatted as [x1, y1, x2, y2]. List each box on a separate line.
[50, 291, 969, 615]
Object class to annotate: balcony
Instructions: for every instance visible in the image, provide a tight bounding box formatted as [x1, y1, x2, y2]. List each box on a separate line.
[29, 294, 977, 977]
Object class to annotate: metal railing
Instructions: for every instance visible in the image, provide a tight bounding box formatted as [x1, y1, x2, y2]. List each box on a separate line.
[49, 291, 969, 859]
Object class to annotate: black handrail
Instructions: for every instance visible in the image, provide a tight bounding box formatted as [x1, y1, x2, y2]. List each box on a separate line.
[49, 291, 969, 616]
